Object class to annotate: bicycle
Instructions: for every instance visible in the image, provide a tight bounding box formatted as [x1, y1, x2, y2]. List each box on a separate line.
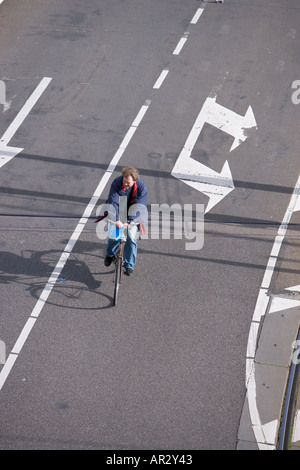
[107, 220, 140, 306]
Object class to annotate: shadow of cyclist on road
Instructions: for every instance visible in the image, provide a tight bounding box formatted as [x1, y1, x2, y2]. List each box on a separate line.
[0, 249, 101, 290]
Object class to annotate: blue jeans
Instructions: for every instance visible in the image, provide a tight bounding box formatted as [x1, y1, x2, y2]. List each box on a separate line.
[106, 225, 138, 270]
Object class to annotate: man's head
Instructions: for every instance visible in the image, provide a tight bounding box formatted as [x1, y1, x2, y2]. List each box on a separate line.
[122, 166, 139, 189]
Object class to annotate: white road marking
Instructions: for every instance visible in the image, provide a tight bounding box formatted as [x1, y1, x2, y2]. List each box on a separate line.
[268, 284, 300, 315]
[269, 296, 300, 314]
[286, 285, 300, 292]
[171, 95, 256, 213]
[173, 32, 189, 55]
[201, 95, 257, 152]
[0, 354, 18, 390]
[190, 8, 204, 24]
[153, 69, 169, 89]
[0, 99, 151, 390]
[246, 173, 300, 449]
[0, 144, 23, 169]
[0, 77, 52, 146]
[294, 195, 300, 212]
[0, 77, 52, 169]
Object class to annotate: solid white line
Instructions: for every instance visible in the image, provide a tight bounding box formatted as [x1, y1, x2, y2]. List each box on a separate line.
[190, 8, 204, 24]
[119, 126, 136, 149]
[11, 317, 37, 355]
[173, 33, 189, 55]
[0, 99, 151, 390]
[0, 77, 52, 146]
[131, 101, 151, 127]
[153, 69, 169, 89]
[252, 288, 268, 323]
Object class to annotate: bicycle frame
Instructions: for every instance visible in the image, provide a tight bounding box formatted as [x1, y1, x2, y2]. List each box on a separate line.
[106, 219, 139, 306]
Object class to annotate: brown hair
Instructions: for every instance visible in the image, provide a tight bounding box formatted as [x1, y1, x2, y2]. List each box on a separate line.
[122, 166, 140, 181]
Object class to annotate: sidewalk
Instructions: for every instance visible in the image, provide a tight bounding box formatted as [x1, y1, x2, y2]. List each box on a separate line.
[237, 294, 300, 450]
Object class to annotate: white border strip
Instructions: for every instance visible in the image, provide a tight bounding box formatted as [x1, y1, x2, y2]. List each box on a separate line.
[0, 99, 151, 390]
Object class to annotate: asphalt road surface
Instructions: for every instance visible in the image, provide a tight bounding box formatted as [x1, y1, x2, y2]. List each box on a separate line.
[0, 0, 300, 451]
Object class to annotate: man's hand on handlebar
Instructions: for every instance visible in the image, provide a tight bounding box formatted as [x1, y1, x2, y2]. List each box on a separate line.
[115, 220, 130, 229]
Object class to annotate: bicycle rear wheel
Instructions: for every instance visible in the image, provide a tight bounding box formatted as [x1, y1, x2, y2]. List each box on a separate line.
[113, 257, 121, 306]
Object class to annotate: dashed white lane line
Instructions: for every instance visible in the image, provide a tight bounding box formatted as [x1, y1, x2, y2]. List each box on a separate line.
[0, 99, 151, 390]
[190, 8, 204, 24]
[173, 32, 189, 55]
[153, 69, 169, 89]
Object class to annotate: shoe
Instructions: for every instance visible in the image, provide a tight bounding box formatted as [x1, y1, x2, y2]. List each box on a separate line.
[124, 267, 133, 276]
[104, 255, 114, 266]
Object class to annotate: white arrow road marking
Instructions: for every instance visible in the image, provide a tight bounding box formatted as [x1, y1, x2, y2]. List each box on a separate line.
[268, 285, 300, 314]
[269, 296, 300, 314]
[172, 158, 234, 214]
[286, 285, 300, 292]
[171, 95, 257, 213]
[0, 143, 23, 169]
[202, 95, 257, 151]
[0, 77, 52, 169]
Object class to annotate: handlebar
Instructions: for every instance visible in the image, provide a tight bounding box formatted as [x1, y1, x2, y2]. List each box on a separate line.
[106, 219, 140, 227]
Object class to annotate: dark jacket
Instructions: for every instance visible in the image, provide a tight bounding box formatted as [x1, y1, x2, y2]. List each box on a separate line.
[95, 175, 148, 225]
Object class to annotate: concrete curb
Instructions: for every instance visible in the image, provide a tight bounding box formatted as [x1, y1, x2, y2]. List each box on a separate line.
[237, 301, 300, 450]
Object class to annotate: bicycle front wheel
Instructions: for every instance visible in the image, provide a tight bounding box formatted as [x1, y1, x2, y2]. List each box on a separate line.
[113, 257, 121, 306]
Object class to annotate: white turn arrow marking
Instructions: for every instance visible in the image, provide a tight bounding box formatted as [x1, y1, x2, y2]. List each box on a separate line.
[0, 143, 23, 169]
[202, 95, 257, 151]
[172, 158, 234, 214]
[172, 95, 257, 213]
[0, 77, 52, 169]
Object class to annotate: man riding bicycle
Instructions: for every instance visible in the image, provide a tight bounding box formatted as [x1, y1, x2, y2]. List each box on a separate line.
[97, 166, 148, 276]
